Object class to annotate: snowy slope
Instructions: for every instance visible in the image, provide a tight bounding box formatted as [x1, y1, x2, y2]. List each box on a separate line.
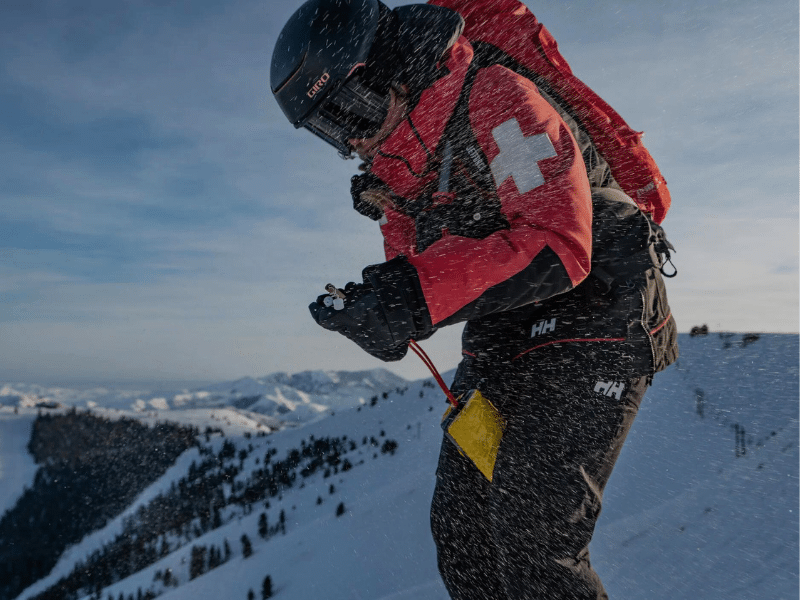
[4, 333, 799, 600]
[0, 412, 39, 518]
[12, 376, 447, 600]
[594, 333, 799, 599]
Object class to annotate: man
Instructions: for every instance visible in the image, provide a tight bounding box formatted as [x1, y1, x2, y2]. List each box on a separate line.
[270, 1, 678, 598]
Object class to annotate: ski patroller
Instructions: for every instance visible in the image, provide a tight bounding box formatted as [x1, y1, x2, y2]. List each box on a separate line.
[272, 1, 680, 596]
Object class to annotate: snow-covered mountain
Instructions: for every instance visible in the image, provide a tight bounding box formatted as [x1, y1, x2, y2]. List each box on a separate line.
[0, 368, 407, 426]
[173, 370, 408, 421]
[0, 333, 797, 600]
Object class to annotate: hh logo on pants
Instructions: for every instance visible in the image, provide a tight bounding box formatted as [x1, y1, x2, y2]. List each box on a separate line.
[594, 380, 625, 400]
[531, 318, 557, 338]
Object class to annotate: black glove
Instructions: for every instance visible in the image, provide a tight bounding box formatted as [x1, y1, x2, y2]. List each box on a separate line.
[309, 257, 435, 362]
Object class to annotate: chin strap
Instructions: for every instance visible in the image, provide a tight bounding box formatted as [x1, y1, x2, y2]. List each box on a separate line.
[408, 339, 458, 407]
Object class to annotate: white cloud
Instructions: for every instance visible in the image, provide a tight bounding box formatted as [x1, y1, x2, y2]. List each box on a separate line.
[665, 206, 798, 332]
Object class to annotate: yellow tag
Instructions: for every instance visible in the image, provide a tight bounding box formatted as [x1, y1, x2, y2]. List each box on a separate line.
[441, 390, 505, 481]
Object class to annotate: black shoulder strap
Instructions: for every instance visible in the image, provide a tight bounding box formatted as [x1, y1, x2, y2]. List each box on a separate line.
[437, 58, 495, 195]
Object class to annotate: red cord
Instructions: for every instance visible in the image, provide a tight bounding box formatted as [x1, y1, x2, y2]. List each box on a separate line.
[409, 340, 459, 407]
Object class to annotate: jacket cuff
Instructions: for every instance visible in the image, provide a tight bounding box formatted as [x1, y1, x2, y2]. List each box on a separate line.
[362, 256, 434, 344]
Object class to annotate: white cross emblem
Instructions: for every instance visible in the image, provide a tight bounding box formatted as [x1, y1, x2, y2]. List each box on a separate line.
[489, 118, 557, 194]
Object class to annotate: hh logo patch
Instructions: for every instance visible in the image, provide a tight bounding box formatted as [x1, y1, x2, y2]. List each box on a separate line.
[530, 318, 557, 338]
[594, 380, 626, 400]
[490, 118, 557, 194]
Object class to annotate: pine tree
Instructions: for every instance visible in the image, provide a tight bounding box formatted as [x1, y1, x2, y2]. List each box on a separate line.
[159, 536, 169, 557]
[247, 590, 255, 600]
[241, 534, 253, 558]
[336, 502, 346, 517]
[262, 575, 273, 599]
[258, 513, 268, 538]
[189, 545, 207, 579]
[208, 545, 221, 569]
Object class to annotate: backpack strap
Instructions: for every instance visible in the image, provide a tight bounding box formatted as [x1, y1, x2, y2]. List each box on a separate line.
[437, 59, 495, 195]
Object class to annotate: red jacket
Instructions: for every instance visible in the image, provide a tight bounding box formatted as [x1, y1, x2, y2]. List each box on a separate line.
[369, 37, 592, 326]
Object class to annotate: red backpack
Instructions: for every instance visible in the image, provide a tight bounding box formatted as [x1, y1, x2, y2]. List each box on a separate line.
[429, 0, 671, 224]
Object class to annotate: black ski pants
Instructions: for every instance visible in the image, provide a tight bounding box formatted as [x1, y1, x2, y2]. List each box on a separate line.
[430, 344, 650, 600]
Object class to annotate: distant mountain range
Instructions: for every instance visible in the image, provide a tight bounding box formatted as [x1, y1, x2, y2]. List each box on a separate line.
[0, 368, 408, 425]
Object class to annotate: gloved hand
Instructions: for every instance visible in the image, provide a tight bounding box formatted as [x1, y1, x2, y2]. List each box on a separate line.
[310, 281, 409, 361]
[308, 257, 435, 362]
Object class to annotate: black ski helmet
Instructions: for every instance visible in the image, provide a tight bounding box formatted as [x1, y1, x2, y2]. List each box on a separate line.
[271, 0, 391, 157]
[271, 0, 464, 158]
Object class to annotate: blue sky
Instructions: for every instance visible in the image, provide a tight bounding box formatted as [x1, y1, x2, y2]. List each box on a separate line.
[1, 0, 797, 385]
